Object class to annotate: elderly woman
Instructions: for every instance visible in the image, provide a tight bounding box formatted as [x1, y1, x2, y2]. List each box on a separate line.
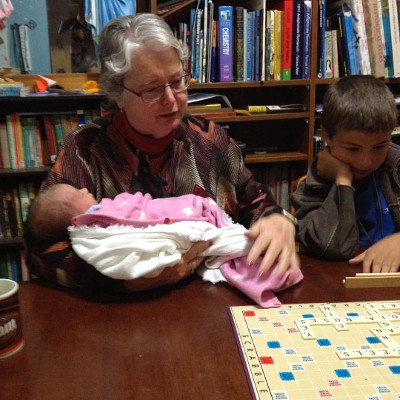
[24, 13, 299, 293]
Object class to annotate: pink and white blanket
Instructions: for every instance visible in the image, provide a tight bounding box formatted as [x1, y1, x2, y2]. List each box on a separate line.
[69, 192, 303, 307]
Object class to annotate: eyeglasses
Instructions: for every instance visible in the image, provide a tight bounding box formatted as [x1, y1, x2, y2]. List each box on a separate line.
[122, 74, 191, 103]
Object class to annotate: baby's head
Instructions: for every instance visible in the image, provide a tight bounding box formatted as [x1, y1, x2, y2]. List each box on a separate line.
[26, 184, 98, 241]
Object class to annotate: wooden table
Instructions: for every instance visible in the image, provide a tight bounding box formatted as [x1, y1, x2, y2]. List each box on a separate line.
[1, 254, 399, 400]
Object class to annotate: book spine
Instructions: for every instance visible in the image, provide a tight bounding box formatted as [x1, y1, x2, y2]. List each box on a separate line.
[291, 1, 304, 79]
[0, 120, 11, 169]
[20, 116, 34, 168]
[331, 29, 340, 78]
[265, 10, 271, 80]
[317, 0, 326, 78]
[246, 11, 254, 81]
[43, 115, 58, 163]
[348, 0, 372, 75]
[269, 9, 275, 80]
[14, 115, 25, 169]
[202, 0, 208, 83]
[388, 0, 400, 77]
[324, 30, 333, 78]
[363, 0, 385, 77]
[302, 0, 312, 79]
[218, 5, 233, 82]
[235, 7, 245, 81]
[341, 11, 359, 74]
[274, 10, 282, 80]
[381, 0, 394, 77]
[211, 19, 218, 82]
[52, 114, 64, 151]
[254, 10, 261, 81]
[5, 115, 17, 169]
[276, 0, 293, 81]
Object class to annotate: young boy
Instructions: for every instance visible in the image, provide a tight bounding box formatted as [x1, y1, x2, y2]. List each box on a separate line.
[291, 75, 400, 274]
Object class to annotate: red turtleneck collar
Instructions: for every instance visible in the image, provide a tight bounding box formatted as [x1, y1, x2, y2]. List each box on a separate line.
[113, 111, 175, 157]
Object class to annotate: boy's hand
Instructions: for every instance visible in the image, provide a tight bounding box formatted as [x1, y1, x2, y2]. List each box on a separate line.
[317, 147, 353, 186]
[348, 233, 400, 273]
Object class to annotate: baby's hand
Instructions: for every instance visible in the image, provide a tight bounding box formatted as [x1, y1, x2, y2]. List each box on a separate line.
[348, 233, 400, 273]
[317, 147, 352, 186]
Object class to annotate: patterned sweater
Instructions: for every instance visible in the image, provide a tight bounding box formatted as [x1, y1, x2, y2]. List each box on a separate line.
[24, 114, 279, 292]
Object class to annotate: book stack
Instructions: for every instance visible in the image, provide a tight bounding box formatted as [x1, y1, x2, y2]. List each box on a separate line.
[319, 0, 400, 78]
[0, 108, 101, 169]
[173, 0, 313, 82]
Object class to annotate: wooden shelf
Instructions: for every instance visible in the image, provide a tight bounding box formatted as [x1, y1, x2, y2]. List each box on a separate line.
[0, 167, 50, 177]
[244, 152, 308, 164]
[0, 237, 24, 248]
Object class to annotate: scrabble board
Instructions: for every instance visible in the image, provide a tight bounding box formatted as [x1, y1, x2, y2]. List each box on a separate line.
[228, 301, 400, 400]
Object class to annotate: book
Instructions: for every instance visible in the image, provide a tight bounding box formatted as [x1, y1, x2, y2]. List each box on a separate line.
[210, 19, 218, 82]
[234, 7, 245, 81]
[340, 10, 359, 74]
[246, 104, 306, 113]
[276, 0, 293, 81]
[20, 116, 35, 168]
[291, 0, 304, 80]
[302, 0, 312, 79]
[0, 119, 11, 169]
[331, 29, 340, 78]
[363, 0, 385, 77]
[246, 11, 255, 81]
[324, 30, 333, 78]
[265, 10, 272, 80]
[247, 0, 266, 81]
[269, 9, 275, 80]
[52, 114, 64, 151]
[43, 115, 58, 163]
[345, 0, 372, 75]
[317, 0, 326, 78]
[388, 0, 400, 77]
[206, 1, 214, 82]
[218, 5, 233, 82]
[381, 0, 395, 77]
[273, 10, 282, 81]
[5, 115, 18, 169]
[14, 115, 25, 169]
[331, 13, 348, 76]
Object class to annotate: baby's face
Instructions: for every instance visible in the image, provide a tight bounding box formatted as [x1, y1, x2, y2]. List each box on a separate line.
[73, 188, 98, 212]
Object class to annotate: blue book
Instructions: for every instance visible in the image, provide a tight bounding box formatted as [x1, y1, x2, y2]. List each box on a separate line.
[302, 0, 312, 79]
[381, 1, 394, 78]
[218, 5, 233, 82]
[317, 0, 326, 78]
[291, 0, 304, 79]
[340, 10, 359, 74]
[254, 9, 260, 81]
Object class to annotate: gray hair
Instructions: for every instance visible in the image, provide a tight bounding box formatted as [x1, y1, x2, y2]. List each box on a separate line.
[98, 13, 189, 104]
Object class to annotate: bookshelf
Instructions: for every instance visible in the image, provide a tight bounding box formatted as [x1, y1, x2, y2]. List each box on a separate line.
[0, 86, 106, 281]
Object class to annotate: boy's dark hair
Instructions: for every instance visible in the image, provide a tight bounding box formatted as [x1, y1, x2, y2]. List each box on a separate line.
[321, 75, 397, 138]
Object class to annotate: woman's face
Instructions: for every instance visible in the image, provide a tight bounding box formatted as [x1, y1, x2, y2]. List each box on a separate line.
[117, 48, 187, 138]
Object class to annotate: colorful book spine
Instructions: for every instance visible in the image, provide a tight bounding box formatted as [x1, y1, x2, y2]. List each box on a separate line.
[363, 0, 385, 77]
[269, 9, 275, 80]
[331, 29, 340, 78]
[273, 10, 282, 80]
[317, 0, 326, 78]
[276, 0, 293, 80]
[388, 0, 400, 77]
[14, 115, 25, 169]
[235, 7, 245, 81]
[246, 11, 254, 81]
[0, 120, 11, 169]
[265, 10, 272, 80]
[381, 0, 394, 77]
[302, 0, 312, 79]
[340, 10, 359, 74]
[5, 115, 17, 169]
[218, 5, 233, 82]
[324, 30, 333, 78]
[346, 0, 371, 75]
[291, 0, 304, 79]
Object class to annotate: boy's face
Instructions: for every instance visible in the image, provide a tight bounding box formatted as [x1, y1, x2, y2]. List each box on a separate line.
[324, 129, 392, 180]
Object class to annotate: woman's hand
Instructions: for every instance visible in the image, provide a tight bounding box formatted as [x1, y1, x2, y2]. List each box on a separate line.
[317, 147, 353, 186]
[348, 233, 400, 273]
[246, 214, 300, 277]
[124, 241, 209, 292]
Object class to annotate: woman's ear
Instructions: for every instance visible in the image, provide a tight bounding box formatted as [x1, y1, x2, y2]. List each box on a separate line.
[71, 216, 78, 226]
